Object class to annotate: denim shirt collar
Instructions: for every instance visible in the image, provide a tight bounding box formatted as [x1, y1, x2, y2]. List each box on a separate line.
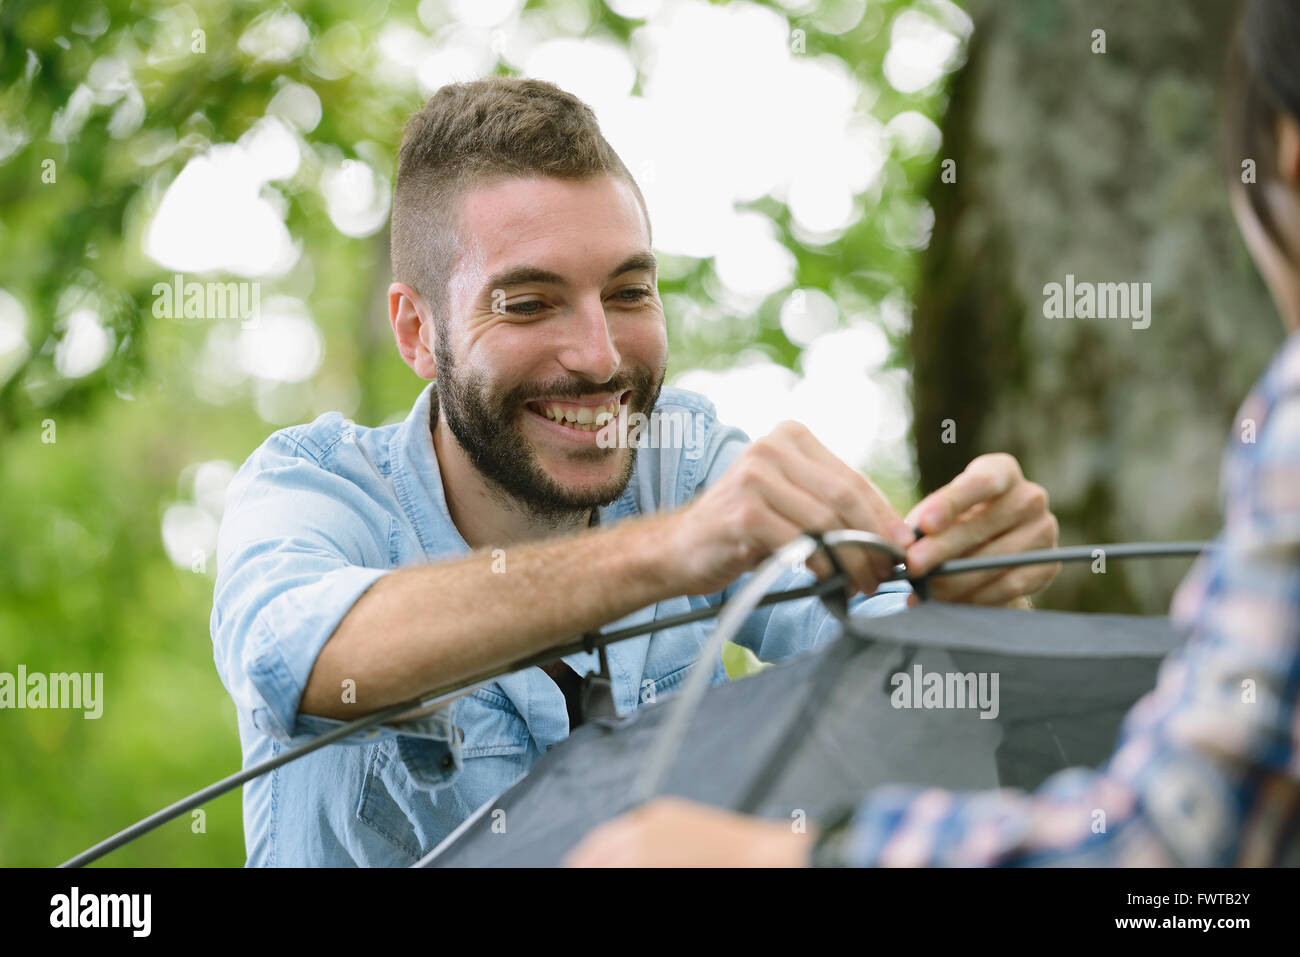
[390, 380, 468, 560]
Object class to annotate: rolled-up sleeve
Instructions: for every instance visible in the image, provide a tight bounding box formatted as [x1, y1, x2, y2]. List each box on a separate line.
[210, 430, 462, 790]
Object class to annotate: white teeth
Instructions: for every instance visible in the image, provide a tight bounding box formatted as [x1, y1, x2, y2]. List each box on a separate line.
[535, 398, 622, 430]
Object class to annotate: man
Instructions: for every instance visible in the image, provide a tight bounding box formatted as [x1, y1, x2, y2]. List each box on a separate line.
[210, 76, 1058, 867]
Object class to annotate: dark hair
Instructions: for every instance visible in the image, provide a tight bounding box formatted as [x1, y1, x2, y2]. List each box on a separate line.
[391, 76, 648, 328]
[1225, 0, 1300, 256]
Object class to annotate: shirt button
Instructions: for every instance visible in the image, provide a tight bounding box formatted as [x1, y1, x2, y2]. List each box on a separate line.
[546, 744, 553, 752]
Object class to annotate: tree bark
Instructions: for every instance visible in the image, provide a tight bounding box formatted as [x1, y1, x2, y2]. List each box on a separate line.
[911, 0, 1278, 612]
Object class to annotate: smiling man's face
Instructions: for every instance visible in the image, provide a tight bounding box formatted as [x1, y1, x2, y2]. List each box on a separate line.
[434, 173, 667, 518]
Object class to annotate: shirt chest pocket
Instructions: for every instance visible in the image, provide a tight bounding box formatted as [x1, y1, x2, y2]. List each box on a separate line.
[457, 687, 531, 758]
[442, 688, 534, 829]
[354, 687, 532, 863]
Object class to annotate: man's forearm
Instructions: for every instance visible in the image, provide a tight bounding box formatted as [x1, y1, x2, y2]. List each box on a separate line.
[300, 511, 684, 719]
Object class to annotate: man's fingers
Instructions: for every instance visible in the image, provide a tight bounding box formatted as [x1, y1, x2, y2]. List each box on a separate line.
[764, 422, 913, 550]
[908, 453, 1023, 537]
[801, 543, 887, 596]
[730, 500, 877, 592]
[720, 421, 917, 594]
[801, 543, 890, 596]
[960, 563, 1061, 606]
[754, 462, 883, 590]
[906, 480, 1048, 577]
[928, 512, 1059, 602]
[766, 426, 906, 590]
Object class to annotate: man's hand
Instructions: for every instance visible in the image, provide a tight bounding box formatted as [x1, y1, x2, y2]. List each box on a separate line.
[562, 796, 811, 867]
[904, 453, 1060, 606]
[665, 421, 915, 598]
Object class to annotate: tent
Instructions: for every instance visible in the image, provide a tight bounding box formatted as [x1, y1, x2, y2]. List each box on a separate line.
[419, 599, 1184, 867]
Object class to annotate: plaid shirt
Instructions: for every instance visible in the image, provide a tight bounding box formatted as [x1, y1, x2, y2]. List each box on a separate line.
[838, 331, 1300, 867]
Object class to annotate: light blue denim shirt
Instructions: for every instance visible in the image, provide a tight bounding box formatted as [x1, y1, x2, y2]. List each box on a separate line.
[210, 380, 909, 866]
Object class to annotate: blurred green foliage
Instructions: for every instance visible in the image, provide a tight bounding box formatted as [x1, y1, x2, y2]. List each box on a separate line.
[0, 0, 949, 866]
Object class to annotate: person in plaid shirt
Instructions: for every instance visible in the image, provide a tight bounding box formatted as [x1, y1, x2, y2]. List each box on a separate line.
[565, 0, 1300, 867]
[819, 327, 1300, 868]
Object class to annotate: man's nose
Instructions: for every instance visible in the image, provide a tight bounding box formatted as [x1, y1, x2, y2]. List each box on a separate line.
[558, 296, 621, 382]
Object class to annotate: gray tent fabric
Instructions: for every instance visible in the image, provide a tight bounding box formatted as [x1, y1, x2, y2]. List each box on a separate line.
[419, 601, 1186, 867]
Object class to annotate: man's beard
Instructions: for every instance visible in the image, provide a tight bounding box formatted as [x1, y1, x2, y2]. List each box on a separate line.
[433, 339, 663, 523]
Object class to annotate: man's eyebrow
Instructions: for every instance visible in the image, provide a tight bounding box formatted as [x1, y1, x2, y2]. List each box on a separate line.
[606, 251, 658, 280]
[482, 265, 567, 294]
[479, 252, 658, 298]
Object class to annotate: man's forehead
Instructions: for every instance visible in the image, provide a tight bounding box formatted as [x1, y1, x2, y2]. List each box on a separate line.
[455, 173, 651, 279]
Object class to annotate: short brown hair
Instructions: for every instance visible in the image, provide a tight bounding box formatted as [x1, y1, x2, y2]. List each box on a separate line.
[391, 76, 650, 327]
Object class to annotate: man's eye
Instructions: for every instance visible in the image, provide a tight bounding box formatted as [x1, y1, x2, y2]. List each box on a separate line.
[613, 287, 653, 304]
[504, 300, 544, 316]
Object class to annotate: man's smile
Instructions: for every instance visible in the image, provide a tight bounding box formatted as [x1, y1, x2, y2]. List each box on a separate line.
[522, 390, 631, 437]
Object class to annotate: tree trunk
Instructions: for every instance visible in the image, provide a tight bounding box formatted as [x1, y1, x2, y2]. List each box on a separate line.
[911, 0, 1278, 612]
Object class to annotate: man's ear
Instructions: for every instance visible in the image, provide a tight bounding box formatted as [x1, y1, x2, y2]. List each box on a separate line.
[388, 282, 438, 380]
